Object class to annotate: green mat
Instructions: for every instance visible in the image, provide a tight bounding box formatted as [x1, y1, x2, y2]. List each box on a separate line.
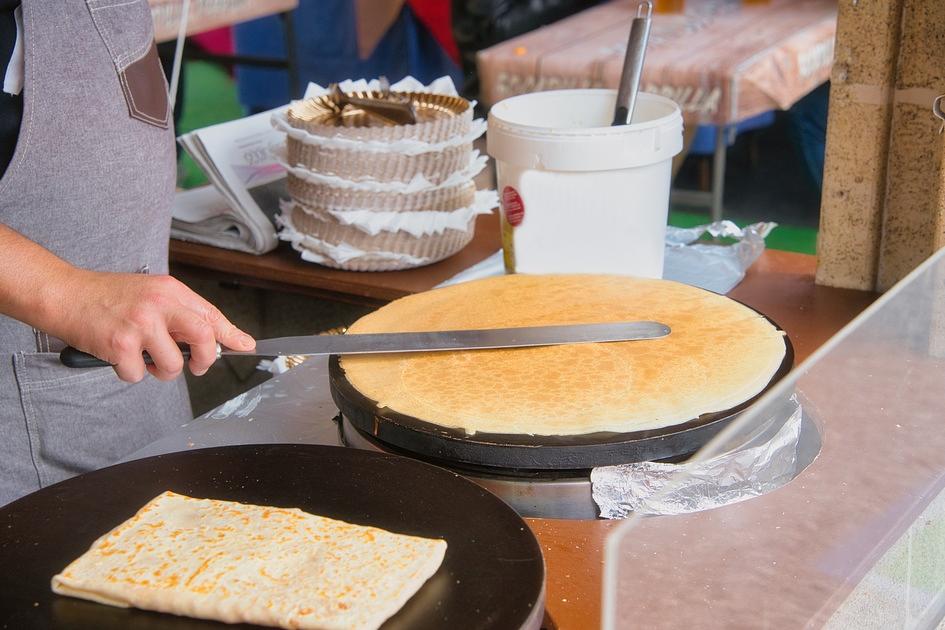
[175, 61, 819, 255]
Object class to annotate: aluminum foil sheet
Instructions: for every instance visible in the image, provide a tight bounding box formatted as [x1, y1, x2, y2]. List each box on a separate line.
[591, 396, 804, 518]
[663, 220, 777, 294]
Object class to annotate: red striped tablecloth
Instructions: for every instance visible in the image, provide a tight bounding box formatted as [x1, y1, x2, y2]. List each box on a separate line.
[477, 0, 837, 125]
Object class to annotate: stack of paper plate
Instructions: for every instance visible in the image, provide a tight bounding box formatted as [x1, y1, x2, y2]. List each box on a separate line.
[273, 83, 496, 271]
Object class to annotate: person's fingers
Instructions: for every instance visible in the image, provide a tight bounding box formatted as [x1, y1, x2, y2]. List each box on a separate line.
[197, 302, 254, 351]
[105, 329, 147, 383]
[166, 310, 217, 376]
[142, 330, 185, 381]
[218, 321, 255, 352]
[146, 363, 165, 380]
[57, 274, 242, 383]
[172, 288, 254, 351]
[112, 356, 147, 383]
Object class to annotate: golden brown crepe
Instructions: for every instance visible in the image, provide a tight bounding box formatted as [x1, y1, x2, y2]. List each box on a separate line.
[342, 274, 786, 435]
[52, 491, 447, 630]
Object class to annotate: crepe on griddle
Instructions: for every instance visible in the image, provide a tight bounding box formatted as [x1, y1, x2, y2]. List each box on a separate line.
[51, 491, 446, 630]
[341, 274, 786, 435]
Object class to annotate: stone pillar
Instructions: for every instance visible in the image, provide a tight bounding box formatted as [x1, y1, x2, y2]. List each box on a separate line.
[816, 0, 904, 291]
[876, 0, 945, 291]
[817, 0, 945, 291]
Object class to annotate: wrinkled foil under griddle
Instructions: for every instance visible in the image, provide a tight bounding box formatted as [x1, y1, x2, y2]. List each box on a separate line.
[591, 395, 805, 518]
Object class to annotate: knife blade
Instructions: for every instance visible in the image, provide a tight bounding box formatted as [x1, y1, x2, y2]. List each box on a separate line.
[59, 321, 671, 368]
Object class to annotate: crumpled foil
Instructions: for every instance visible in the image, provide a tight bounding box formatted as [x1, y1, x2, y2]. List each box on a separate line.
[591, 396, 803, 518]
[663, 220, 777, 294]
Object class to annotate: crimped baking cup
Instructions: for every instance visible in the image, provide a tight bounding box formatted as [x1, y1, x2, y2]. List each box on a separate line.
[290, 203, 474, 270]
[300, 246, 437, 271]
[288, 177, 476, 213]
[292, 192, 495, 238]
[287, 139, 473, 185]
[286, 92, 472, 144]
[273, 113, 488, 156]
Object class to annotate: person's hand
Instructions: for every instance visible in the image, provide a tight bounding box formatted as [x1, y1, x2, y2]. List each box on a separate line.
[45, 270, 255, 383]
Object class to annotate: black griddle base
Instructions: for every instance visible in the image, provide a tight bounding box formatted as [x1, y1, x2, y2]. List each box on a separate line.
[329, 319, 794, 471]
[337, 412, 701, 479]
[0, 445, 545, 630]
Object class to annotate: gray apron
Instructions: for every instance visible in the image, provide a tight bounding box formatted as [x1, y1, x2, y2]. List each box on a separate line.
[0, 0, 192, 505]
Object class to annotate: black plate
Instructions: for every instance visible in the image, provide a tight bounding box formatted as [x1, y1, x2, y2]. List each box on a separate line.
[330, 316, 794, 471]
[0, 445, 544, 630]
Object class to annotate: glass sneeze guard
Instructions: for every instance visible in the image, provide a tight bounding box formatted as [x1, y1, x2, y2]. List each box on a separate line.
[603, 245, 945, 629]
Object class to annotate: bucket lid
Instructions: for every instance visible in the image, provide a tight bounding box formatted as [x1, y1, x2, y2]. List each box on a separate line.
[487, 89, 683, 172]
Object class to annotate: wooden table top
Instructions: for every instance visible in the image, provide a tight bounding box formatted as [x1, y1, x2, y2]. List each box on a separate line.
[170, 229, 878, 629]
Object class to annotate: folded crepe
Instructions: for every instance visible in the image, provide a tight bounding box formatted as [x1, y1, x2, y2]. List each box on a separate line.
[52, 491, 447, 630]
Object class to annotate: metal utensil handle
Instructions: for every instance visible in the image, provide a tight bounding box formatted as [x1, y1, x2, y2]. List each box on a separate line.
[59, 343, 220, 368]
[612, 1, 653, 126]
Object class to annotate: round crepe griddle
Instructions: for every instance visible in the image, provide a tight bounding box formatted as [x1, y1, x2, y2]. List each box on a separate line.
[330, 318, 795, 473]
[0, 445, 545, 630]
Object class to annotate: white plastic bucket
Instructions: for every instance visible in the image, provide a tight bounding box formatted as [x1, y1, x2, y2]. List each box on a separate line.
[487, 89, 683, 277]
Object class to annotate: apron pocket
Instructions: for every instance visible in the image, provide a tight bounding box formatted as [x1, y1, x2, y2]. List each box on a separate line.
[85, 0, 169, 128]
[12, 352, 191, 488]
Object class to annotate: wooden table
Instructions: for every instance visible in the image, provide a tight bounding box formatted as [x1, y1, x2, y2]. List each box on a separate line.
[170, 230, 877, 629]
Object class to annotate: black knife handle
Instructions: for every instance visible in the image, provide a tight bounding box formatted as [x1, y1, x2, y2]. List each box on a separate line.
[60, 344, 193, 368]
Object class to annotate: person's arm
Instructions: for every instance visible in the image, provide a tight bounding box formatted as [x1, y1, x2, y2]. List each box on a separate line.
[0, 223, 255, 383]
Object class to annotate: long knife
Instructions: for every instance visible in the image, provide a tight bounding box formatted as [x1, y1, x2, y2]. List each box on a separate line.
[59, 321, 671, 368]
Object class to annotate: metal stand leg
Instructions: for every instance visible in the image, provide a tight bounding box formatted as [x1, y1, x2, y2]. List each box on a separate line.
[279, 11, 300, 99]
[711, 125, 728, 222]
